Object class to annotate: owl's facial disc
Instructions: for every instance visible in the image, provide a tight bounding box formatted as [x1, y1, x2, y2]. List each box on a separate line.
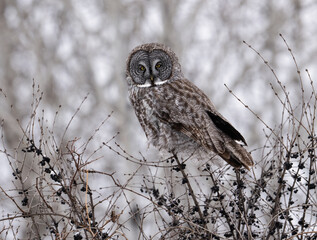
[149, 50, 172, 86]
[129, 51, 151, 86]
[130, 49, 172, 88]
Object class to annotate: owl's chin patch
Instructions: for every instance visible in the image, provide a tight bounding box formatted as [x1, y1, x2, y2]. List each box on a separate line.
[137, 78, 169, 88]
[154, 79, 169, 86]
[137, 82, 152, 88]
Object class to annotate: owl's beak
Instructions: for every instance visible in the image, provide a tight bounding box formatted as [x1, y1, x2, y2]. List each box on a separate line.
[150, 75, 155, 86]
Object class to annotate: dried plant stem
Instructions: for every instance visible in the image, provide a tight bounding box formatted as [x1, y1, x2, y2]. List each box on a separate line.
[173, 153, 206, 227]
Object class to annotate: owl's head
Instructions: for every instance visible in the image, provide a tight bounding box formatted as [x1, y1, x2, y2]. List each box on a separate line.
[126, 43, 183, 88]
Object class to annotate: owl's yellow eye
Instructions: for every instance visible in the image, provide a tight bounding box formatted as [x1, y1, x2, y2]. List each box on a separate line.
[155, 62, 162, 69]
[139, 65, 145, 71]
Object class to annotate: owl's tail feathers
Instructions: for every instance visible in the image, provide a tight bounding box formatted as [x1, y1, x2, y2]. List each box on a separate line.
[219, 141, 254, 170]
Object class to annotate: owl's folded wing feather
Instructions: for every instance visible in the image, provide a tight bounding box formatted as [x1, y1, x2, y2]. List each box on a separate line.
[156, 103, 253, 169]
[205, 110, 247, 146]
[157, 111, 202, 143]
[157, 107, 227, 154]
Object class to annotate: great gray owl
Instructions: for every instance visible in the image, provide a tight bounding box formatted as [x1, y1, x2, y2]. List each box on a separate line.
[126, 43, 253, 170]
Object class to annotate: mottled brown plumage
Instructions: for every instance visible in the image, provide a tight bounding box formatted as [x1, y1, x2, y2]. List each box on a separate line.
[126, 43, 253, 170]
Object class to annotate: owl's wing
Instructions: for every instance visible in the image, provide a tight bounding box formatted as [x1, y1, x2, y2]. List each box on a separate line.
[154, 79, 253, 169]
[157, 111, 203, 143]
[157, 107, 253, 169]
[157, 107, 225, 153]
[205, 110, 247, 146]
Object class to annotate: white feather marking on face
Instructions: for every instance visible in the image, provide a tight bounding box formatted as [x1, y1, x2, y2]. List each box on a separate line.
[154, 79, 169, 85]
[136, 79, 169, 88]
[137, 82, 152, 88]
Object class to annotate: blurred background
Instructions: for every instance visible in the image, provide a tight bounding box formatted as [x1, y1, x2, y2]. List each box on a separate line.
[0, 0, 317, 238]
